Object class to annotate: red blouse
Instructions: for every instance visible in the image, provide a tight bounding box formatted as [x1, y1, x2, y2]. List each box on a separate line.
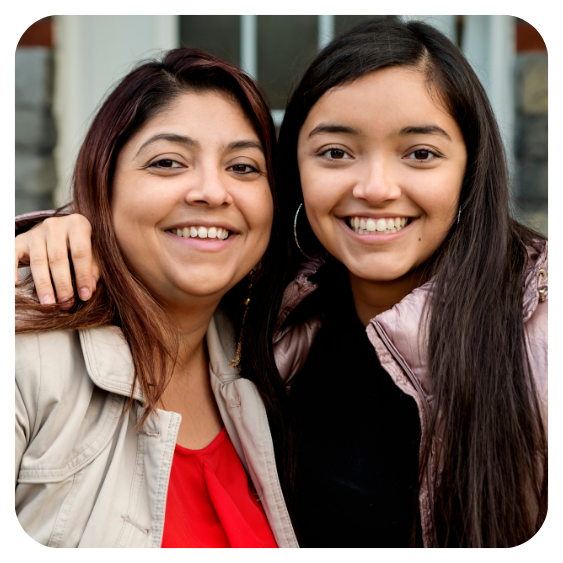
[161, 428, 278, 548]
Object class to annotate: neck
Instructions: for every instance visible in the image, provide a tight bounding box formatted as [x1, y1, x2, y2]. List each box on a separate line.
[348, 268, 426, 326]
[165, 298, 220, 369]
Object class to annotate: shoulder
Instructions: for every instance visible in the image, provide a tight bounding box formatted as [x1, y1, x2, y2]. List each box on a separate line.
[521, 241, 548, 403]
[16, 330, 86, 403]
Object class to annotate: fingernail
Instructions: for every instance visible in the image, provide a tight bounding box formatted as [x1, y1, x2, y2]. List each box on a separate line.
[80, 287, 91, 300]
[42, 295, 54, 305]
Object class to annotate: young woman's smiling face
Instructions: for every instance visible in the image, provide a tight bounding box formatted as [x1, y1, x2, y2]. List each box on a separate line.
[111, 91, 273, 311]
[297, 66, 467, 286]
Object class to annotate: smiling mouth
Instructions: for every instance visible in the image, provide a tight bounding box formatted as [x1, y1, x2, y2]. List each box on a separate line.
[345, 216, 412, 235]
[168, 226, 231, 240]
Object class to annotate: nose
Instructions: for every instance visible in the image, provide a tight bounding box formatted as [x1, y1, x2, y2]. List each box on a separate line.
[184, 166, 233, 207]
[352, 158, 401, 205]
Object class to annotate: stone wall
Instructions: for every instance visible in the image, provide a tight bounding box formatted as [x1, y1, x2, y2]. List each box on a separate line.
[513, 53, 548, 236]
[15, 47, 57, 215]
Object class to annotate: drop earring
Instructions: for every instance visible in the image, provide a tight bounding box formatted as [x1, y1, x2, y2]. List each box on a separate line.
[229, 269, 254, 369]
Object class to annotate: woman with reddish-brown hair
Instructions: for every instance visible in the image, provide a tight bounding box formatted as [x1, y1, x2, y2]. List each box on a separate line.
[15, 48, 299, 548]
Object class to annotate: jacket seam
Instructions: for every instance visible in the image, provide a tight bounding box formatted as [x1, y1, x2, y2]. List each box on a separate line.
[47, 469, 84, 547]
[152, 412, 180, 547]
[246, 381, 297, 547]
[18, 393, 123, 482]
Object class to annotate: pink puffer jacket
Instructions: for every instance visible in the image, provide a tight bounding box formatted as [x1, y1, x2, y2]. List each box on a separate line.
[273, 240, 548, 547]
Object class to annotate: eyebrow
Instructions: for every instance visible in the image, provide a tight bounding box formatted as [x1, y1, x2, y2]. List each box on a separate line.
[136, 133, 200, 156]
[225, 139, 264, 154]
[307, 123, 362, 138]
[396, 125, 452, 141]
[135, 134, 264, 157]
[307, 122, 452, 143]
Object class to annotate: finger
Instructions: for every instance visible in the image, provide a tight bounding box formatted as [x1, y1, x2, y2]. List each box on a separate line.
[67, 217, 95, 300]
[41, 218, 75, 306]
[26, 232, 56, 305]
[91, 260, 100, 292]
[14, 250, 20, 285]
[15, 232, 31, 285]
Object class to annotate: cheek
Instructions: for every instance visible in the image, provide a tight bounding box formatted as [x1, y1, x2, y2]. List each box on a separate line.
[411, 175, 461, 222]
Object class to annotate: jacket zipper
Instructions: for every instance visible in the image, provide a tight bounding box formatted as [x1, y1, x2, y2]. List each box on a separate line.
[372, 319, 435, 540]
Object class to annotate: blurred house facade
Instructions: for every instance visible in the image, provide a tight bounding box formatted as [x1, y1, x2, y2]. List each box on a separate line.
[15, 15, 547, 235]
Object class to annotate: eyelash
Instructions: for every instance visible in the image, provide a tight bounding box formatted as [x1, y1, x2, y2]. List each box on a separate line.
[317, 147, 352, 160]
[404, 149, 440, 162]
[147, 160, 262, 174]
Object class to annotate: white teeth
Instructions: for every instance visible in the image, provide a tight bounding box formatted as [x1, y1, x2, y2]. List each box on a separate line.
[171, 226, 230, 240]
[347, 216, 410, 236]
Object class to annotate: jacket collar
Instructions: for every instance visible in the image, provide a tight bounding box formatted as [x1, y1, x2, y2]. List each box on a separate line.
[281, 241, 547, 397]
[280, 240, 548, 329]
[79, 311, 241, 403]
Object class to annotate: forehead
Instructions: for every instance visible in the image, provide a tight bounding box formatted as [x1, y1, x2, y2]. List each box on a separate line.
[132, 90, 258, 144]
[304, 66, 453, 131]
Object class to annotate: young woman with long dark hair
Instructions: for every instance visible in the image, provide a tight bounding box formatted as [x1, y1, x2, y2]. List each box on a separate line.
[15, 48, 299, 548]
[16, 18, 547, 548]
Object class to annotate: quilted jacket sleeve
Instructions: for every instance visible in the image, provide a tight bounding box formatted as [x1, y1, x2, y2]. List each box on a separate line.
[273, 316, 322, 386]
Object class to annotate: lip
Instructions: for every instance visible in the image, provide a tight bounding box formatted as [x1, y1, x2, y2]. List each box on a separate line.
[165, 229, 237, 251]
[337, 216, 417, 243]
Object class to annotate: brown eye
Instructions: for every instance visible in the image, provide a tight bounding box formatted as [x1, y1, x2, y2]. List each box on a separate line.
[229, 164, 259, 174]
[320, 148, 351, 160]
[329, 149, 346, 159]
[404, 149, 438, 162]
[414, 150, 430, 160]
[149, 159, 181, 169]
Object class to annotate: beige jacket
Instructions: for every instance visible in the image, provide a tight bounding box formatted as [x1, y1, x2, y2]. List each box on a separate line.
[15, 310, 299, 548]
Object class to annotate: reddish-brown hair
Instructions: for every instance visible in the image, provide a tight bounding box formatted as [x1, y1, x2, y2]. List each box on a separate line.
[16, 48, 277, 429]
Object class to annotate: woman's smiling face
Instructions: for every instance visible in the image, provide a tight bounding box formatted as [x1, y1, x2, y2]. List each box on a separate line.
[111, 90, 273, 310]
[297, 66, 467, 284]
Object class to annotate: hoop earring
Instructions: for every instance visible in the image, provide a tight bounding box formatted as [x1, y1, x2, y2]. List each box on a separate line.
[457, 206, 462, 225]
[294, 203, 313, 259]
[229, 270, 254, 370]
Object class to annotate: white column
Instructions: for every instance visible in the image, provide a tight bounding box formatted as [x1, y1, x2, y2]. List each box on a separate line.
[240, 15, 257, 79]
[52, 15, 179, 206]
[462, 16, 516, 178]
[318, 15, 335, 50]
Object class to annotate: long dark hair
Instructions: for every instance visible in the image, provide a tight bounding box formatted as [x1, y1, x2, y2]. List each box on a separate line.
[274, 18, 547, 547]
[15, 47, 299, 530]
